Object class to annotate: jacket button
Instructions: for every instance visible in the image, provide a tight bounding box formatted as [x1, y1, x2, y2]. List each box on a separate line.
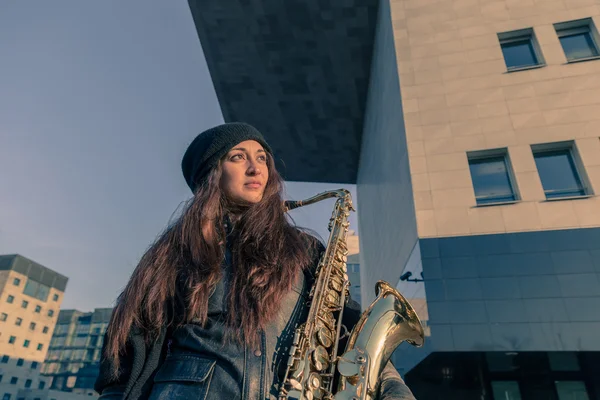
[254, 350, 262, 357]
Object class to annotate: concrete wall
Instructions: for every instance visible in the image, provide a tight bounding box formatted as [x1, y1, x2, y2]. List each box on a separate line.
[390, 0, 600, 237]
[357, 0, 419, 308]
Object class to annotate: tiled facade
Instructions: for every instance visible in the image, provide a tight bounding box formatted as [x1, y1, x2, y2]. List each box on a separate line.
[355, 0, 600, 397]
[390, 0, 600, 237]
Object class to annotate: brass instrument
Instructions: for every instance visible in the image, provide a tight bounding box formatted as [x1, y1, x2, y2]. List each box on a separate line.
[280, 189, 424, 400]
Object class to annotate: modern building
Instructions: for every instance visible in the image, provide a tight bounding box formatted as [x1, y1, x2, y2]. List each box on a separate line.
[42, 308, 111, 397]
[188, 0, 600, 398]
[0, 254, 67, 400]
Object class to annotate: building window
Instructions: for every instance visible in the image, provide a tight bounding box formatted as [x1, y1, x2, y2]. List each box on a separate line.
[37, 344, 43, 351]
[23, 340, 30, 348]
[7, 295, 14, 304]
[34, 305, 41, 313]
[498, 28, 544, 71]
[0, 375, 2, 383]
[468, 150, 518, 205]
[15, 318, 22, 326]
[555, 381, 589, 399]
[555, 18, 600, 61]
[42, 326, 49, 334]
[12, 278, 20, 286]
[31, 361, 38, 370]
[47, 310, 54, 317]
[0, 313, 6, 322]
[16, 358, 23, 367]
[23, 280, 50, 302]
[29, 322, 36, 331]
[24, 379, 32, 388]
[8, 336, 16, 344]
[53, 294, 59, 302]
[2, 394, 10, 400]
[1, 355, 8, 363]
[532, 143, 590, 199]
[10, 377, 18, 384]
[21, 300, 28, 309]
[38, 381, 46, 389]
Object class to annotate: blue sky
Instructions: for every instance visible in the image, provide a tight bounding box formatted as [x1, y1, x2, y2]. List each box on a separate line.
[0, 1, 357, 311]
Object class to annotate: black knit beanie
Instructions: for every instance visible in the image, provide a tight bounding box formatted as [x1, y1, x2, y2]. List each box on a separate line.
[181, 122, 273, 192]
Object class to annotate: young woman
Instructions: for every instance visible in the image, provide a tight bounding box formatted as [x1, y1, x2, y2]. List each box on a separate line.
[94, 122, 416, 400]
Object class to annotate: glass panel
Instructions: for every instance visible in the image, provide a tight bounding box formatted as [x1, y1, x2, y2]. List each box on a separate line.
[559, 32, 599, 60]
[36, 284, 49, 302]
[469, 156, 516, 204]
[555, 381, 589, 400]
[492, 381, 522, 400]
[501, 38, 538, 69]
[23, 280, 39, 298]
[54, 324, 70, 335]
[534, 150, 585, 198]
[72, 336, 87, 347]
[549, 352, 580, 371]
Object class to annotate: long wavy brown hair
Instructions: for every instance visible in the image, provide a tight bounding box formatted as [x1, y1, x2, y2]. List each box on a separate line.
[104, 152, 317, 379]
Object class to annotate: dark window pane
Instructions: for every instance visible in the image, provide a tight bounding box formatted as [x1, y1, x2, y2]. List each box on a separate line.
[491, 381, 522, 400]
[501, 39, 538, 69]
[23, 280, 39, 298]
[7, 295, 14, 304]
[549, 352, 580, 371]
[559, 32, 598, 60]
[469, 156, 516, 204]
[555, 381, 589, 400]
[534, 150, 585, 198]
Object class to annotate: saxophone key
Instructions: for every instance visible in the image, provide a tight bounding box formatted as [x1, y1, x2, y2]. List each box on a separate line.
[316, 326, 334, 348]
[311, 346, 329, 371]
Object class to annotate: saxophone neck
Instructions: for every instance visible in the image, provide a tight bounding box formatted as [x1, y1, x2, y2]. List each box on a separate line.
[284, 189, 354, 212]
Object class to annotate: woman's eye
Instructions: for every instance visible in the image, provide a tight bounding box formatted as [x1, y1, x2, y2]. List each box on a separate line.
[231, 154, 244, 161]
[258, 155, 267, 162]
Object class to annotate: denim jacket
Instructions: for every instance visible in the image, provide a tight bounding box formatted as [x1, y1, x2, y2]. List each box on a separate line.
[95, 238, 416, 400]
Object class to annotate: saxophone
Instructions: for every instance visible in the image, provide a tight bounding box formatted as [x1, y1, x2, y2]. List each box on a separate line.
[279, 189, 425, 400]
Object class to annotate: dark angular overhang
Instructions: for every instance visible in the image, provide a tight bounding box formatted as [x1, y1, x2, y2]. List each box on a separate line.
[188, 0, 379, 183]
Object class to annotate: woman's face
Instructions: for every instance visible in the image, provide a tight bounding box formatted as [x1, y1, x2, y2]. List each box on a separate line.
[221, 140, 269, 204]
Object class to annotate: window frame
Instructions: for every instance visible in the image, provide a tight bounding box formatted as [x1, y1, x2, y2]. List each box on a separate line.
[7, 295, 14, 304]
[468, 148, 520, 206]
[12, 278, 20, 286]
[531, 141, 593, 200]
[554, 18, 600, 62]
[498, 27, 546, 72]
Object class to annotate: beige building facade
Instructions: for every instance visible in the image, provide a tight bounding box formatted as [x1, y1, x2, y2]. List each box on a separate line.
[0, 255, 66, 363]
[391, 0, 600, 237]
[0, 254, 68, 399]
